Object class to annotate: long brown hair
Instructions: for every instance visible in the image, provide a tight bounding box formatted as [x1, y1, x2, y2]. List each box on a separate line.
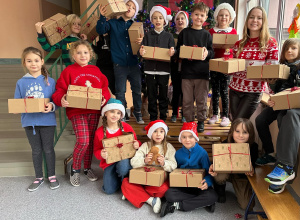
[102, 115, 125, 139]
[279, 38, 300, 66]
[148, 136, 168, 156]
[227, 118, 255, 144]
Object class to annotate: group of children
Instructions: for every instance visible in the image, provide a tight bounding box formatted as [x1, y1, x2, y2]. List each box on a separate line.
[13, 0, 300, 217]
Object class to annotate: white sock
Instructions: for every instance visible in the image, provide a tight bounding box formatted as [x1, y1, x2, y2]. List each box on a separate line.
[152, 197, 161, 213]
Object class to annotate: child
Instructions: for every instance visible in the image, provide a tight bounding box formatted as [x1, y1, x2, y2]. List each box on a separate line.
[255, 38, 300, 167]
[170, 11, 189, 123]
[160, 122, 217, 217]
[97, 0, 144, 124]
[229, 6, 278, 121]
[93, 98, 140, 194]
[176, 2, 214, 133]
[35, 14, 87, 67]
[208, 118, 258, 210]
[139, 5, 175, 121]
[15, 47, 58, 191]
[208, 3, 237, 127]
[121, 120, 177, 213]
[52, 40, 111, 186]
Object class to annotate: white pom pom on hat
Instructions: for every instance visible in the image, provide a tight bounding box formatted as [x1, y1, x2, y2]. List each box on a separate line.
[213, 3, 236, 25]
[150, 4, 173, 27]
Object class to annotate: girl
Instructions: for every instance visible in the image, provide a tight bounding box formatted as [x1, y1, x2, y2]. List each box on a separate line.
[121, 120, 177, 214]
[139, 5, 175, 121]
[93, 98, 140, 194]
[208, 3, 237, 127]
[209, 118, 258, 210]
[52, 40, 111, 186]
[229, 6, 278, 121]
[15, 47, 58, 191]
[35, 14, 87, 67]
[170, 11, 189, 123]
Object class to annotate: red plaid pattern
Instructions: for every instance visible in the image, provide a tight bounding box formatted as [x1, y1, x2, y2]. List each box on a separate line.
[70, 113, 100, 170]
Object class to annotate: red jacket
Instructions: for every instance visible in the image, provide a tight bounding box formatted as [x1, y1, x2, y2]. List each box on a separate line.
[52, 63, 110, 119]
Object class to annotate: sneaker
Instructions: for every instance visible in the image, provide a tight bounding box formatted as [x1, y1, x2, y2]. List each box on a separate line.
[204, 203, 215, 213]
[49, 176, 60, 190]
[28, 178, 44, 192]
[70, 172, 80, 187]
[152, 197, 161, 213]
[208, 115, 219, 124]
[133, 111, 144, 124]
[220, 117, 230, 127]
[265, 163, 295, 185]
[197, 121, 205, 133]
[84, 169, 98, 181]
[181, 117, 186, 123]
[268, 184, 286, 194]
[122, 195, 126, 200]
[171, 115, 177, 123]
[255, 154, 276, 166]
[160, 201, 175, 217]
[124, 112, 130, 121]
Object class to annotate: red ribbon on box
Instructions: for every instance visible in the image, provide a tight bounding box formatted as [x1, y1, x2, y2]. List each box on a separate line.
[189, 45, 199, 61]
[144, 167, 156, 185]
[48, 18, 68, 40]
[104, 0, 124, 13]
[259, 62, 272, 79]
[181, 170, 202, 187]
[68, 87, 101, 109]
[23, 97, 46, 113]
[285, 87, 300, 109]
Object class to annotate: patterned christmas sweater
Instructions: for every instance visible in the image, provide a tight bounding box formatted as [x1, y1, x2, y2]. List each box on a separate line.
[229, 37, 278, 93]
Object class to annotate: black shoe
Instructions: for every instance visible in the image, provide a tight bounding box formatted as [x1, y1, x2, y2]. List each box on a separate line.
[160, 201, 175, 217]
[214, 183, 226, 203]
[204, 203, 215, 213]
[124, 112, 130, 121]
[197, 121, 204, 133]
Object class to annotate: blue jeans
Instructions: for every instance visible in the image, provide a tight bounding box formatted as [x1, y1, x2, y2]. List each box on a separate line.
[113, 64, 142, 112]
[102, 159, 132, 194]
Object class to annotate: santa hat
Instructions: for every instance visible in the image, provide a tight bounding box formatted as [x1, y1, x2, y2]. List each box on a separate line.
[101, 98, 125, 119]
[150, 5, 172, 27]
[214, 3, 236, 25]
[125, 0, 139, 19]
[178, 122, 199, 143]
[174, 11, 189, 27]
[145, 120, 169, 139]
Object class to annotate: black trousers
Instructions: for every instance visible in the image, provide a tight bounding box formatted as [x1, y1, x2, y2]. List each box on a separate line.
[100, 67, 115, 95]
[146, 74, 169, 121]
[170, 71, 183, 117]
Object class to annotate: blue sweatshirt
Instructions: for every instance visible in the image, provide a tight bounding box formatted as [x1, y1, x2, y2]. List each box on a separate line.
[175, 142, 213, 187]
[14, 74, 57, 132]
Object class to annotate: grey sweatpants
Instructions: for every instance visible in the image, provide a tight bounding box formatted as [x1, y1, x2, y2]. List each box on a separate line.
[25, 126, 56, 178]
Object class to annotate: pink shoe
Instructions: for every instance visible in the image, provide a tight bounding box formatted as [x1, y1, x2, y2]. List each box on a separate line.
[208, 115, 219, 124]
[220, 117, 230, 127]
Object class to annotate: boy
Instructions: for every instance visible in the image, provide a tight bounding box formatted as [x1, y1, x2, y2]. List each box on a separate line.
[97, 0, 144, 124]
[176, 2, 214, 132]
[160, 122, 217, 217]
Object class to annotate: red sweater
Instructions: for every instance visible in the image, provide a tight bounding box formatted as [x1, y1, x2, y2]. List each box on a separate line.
[52, 63, 110, 119]
[94, 122, 141, 170]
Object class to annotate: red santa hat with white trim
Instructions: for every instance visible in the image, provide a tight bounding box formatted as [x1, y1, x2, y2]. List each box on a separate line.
[145, 120, 169, 139]
[178, 122, 199, 143]
[150, 5, 173, 27]
[174, 11, 189, 27]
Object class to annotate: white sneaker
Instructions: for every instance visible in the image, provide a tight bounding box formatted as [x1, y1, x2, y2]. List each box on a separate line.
[208, 115, 219, 124]
[122, 195, 126, 200]
[220, 117, 230, 127]
[153, 197, 162, 213]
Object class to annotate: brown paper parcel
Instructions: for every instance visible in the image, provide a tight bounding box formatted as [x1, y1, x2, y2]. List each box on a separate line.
[212, 34, 239, 49]
[247, 64, 290, 80]
[179, 46, 204, 60]
[81, 14, 99, 42]
[270, 88, 300, 110]
[170, 169, 205, 187]
[42, 13, 71, 46]
[98, 0, 127, 17]
[129, 166, 167, 187]
[67, 85, 102, 110]
[128, 22, 144, 55]
[8, 98, 50, 113]
[142, 46, 170, 62]
[209, 58, 245, 74]
[212, 143, 251, 173]
[102, 134, 136, 164]
[260, 92, 270, 105]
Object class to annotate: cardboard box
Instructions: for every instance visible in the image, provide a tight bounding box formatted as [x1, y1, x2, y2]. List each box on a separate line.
[212, 34, 239, 49]
[102, 134, 136, 164]
[128, 22, 144, 55]
[179, 46, 204, 60]
[42, 13, 71, 46]
[129, 166, 167, 187]
[270, 87, 300, 110]
[260, 92, 270, 105]
[81, 13, 99, 42]
[209, 58, 245, 74]
[212, 143, 251, 173]
[98, 0, 127, 17]
[170, 169, 205, 187]
[8, 98, 50, 113]
[247, 64, 290, 80]
[142, 46, 170, 62]
[66, 85, 102, 110]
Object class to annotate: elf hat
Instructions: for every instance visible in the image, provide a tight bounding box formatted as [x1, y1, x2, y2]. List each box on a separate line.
[214, 3, 236, 25]
[125, 0, 139, 19]
[150, 5, 173, 27]
[178, 122, 199, 143]
[101, 98, 125, 119]
[145, 120, 169, 139]
[174, 11, 189, 27]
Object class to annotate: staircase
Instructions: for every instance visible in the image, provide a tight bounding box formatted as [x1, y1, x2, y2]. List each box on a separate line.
[0, 65, 75, 177]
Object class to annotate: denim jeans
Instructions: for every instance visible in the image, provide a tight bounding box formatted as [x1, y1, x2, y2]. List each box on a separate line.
[102, 159, 132, 194]
[113, 64, 142, 112]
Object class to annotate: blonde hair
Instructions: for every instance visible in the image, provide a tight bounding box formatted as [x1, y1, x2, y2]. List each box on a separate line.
[21, 47, 49, 86]
[237, 6, 275, 57]
[69, 40, 94, 62]
[279, 38, 300, 65]
[192, 2, 209, 15]
[148, 137, 168, 156]
[66, 14, 81, 30]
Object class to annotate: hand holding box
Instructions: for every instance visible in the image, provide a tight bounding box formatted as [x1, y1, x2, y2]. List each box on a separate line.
[129, 166, 167, 187]
[170, 169, 205, 187]
[8, 98, 50, 113]
[179, 46, 204, 60]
